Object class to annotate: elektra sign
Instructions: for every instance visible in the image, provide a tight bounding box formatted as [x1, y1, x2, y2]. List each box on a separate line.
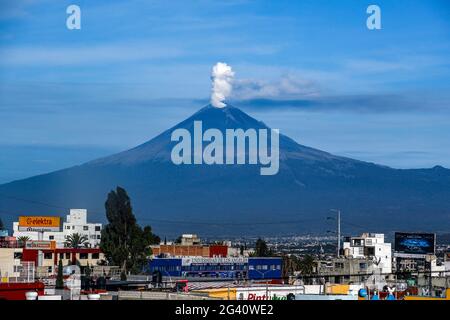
[171, 121, 279, 176]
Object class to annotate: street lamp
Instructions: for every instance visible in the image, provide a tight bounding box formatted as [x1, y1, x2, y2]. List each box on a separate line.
[327, 209, 341, 258]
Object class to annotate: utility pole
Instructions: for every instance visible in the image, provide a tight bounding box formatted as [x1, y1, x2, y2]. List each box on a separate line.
[337, 210, 341, 258]
[329, 209, 341, 257]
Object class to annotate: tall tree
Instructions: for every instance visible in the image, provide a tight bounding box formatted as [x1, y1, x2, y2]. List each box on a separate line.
[56, 259, 64, 289]
[255, 238, 271, 257]
[100, 186, 159, 274]
[65, 233, 89, 248]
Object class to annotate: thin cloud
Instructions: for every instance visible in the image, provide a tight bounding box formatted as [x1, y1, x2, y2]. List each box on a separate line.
[0, 43, 185, 66]
[233, 93, 450, 114]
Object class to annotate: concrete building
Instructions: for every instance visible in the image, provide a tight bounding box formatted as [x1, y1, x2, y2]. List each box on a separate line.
[22, 248, 105, 275]
[151, 243, 228, 258]
[0, 248, 24, 280]
[314, 257, 377, 284]
[13, 209, 102, 248]
[342, 233, 392, 274]
[180, 234, 200, 246]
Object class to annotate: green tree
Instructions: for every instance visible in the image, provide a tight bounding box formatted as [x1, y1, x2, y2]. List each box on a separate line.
[17, 236, 30, 248]
[100, 186, 159, 274]
[65, 233, 89, 248]
[84, 262, 91, 277]
[255, 238, 271, 257]
[56, 259, 64, 289]
[298, 254, 315, 275]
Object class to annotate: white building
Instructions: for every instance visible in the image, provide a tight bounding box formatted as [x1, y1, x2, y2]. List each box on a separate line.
[13, 209, 102, 248]
[342, 233, 392, 274]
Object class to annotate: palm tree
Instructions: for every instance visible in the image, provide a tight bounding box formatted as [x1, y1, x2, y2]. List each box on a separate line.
[298, 254, 316, 275]
[65, 233, 89, 248]
[17, 236, 31, 248]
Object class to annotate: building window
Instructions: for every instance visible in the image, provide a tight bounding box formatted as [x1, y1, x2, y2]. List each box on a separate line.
[49, 235, 54, 240]
[79, 253, 88, 259]
[97, 235, 101, 239]
[95, 226, 101, 231]
[91, 253, 99, 259]
[72, 226, 75, 230]
[14, 252, 23, 259]
[14, 265, 23, 273]
[83, 226, 89, 231]
[334, 262, 344, 269]
[359, 263, 367, 270]
[60, 253, 65, 259]
[66, 226, 71, 230]
[66, 253, 71, 259]
[44, 252, 53, 259]
[90, 235, 96, 239]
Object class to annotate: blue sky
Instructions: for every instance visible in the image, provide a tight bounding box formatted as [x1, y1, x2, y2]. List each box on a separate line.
[0, 0, 450, 183]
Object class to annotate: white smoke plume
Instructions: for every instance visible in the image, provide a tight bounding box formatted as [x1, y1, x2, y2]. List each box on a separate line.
[210, 62, 235, 108]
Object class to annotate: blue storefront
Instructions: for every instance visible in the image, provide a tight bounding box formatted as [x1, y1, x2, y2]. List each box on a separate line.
[147, 257, 282, 280]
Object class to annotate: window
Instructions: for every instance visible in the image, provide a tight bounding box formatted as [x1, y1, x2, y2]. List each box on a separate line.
[44, 252, 53, 259]
[334, 262, 344, 269]
[60, 253, 65, 259]
[359, 263, 367, 270]
[49, 235, 54, 240]
[14, 265, 23, 273]
[72, 226, 75, 230]
[90, 235, 96, 239]
[91, 253, 99, 259]
[95, 226, 101, 231]
[97, 235, 101, 239]
[79, 253, 88, 259]
[66, 226, 71, 230]
[14, 252, 23, 259]
[83, 226, 89, 231]
[66, 253, 71, 259]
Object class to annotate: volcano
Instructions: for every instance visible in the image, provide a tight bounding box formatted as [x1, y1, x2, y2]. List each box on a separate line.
[1, 104, 449, 236]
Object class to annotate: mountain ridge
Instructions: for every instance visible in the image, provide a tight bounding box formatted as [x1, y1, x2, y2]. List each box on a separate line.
[1, 104, 449, 236]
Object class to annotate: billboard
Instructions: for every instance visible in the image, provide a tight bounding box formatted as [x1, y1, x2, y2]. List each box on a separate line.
[18, 216, 60, 232]
[394, 232, 435, 255]
[236, 286, 305, 300]
[25, 240, 56, 250]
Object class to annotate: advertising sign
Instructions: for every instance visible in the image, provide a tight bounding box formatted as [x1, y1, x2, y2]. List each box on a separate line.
[18, 216, 61, 232]
[25, 240, 56, 250]
[394, 232, 435, 255]
[182, 257, 248, 266]
[236, 286, 305, 300]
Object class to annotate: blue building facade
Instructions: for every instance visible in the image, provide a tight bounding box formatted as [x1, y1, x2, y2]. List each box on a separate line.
[147, 257, 282, 280]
